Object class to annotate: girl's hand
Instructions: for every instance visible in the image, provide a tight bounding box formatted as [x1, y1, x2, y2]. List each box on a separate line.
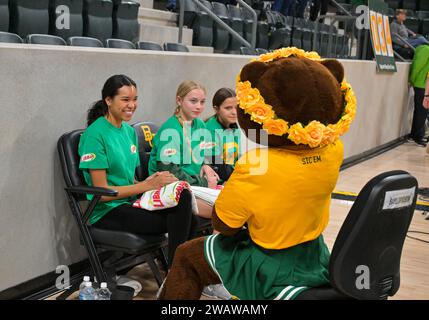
[143, 171, 178, 190]
[423, 96, 429, 109]
[200, 164, 220, 180]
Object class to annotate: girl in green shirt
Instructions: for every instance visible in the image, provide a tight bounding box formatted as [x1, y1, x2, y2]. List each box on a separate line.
[149, 80, 219, 219]
[79, 75, 195, 267]
[205, 88, 241, 182]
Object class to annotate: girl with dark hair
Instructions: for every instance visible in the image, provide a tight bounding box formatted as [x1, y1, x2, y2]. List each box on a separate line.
[78, 74, 195, 267]
[205, 88, 241, 182]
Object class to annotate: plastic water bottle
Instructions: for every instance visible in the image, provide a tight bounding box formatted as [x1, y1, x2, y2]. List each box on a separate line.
[96, 282, 111, 300]
[79, 281, 96, 300]
[79, 276, 90, 291]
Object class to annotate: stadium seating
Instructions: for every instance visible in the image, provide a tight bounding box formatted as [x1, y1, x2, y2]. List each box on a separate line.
[49, 0, 84, 40]
[163, 42, 189, 52]
[239, 46, 256, 55]
[83, 0, 113, 43]
[0, 0, 9, 32]
[255, 47, 268, 54]
[386, 0, 400, 10]
[240, 7, 269, 49]
[9, 0, 50, 38]
[67, 36, 104, 47]
[137, 41, 163, 51]
[404, 10, 420, 33]
[266, 10, 292, 50]
[402, 0, 417, 11]
[106, 38, 136, 49]
[417, 11, 429, 36]
[225, 4, 245, 51]
[183, 0, 213, 47]
[26, 33, 67, 45]
[112, 0, 140, 43]
[0, 31, 24, 43]
[204, 0, 228, 51]
[420, 0, 429, 11]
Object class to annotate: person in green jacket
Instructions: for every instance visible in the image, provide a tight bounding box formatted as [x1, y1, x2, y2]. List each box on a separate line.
[78, 75, 195, 267]
[408, 45, 429, 147]
[148, 80, 220, 218]
[205, 88, 241, 183]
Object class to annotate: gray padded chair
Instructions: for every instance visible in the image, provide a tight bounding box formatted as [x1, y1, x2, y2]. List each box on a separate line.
[83, 0, 113, 43]
[0, 31, 24, 43]
[241, 7, 269, 50]
[9, 0, 50, 38]
[0, 0, 9, 32]
[106, 38, 136, 49]
[137, 41, 163, 51]
[49, 0, 84, 40]
[26, 33, 67, 45]
[163, 42, 189, 52]
[112, 0, 140, 43]
[67, 36, 103, 47]
[240, 46, 257, 55]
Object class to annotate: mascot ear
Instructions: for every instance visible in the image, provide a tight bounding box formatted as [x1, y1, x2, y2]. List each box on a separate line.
[320, 59, 344, 84]
[240, 61, 269, 85]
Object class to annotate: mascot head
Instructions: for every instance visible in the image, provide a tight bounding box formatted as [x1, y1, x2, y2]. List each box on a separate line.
[236, 48, 356, 149]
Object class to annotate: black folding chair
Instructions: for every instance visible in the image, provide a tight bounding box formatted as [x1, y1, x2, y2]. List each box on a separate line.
[57, 129, 169, 299]
[296, 170, 418, 299]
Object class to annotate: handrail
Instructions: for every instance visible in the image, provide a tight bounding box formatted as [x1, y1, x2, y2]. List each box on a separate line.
[330, 0, 353, 17]
[236, 0, 257, 48]
[178, 0, 253, 49]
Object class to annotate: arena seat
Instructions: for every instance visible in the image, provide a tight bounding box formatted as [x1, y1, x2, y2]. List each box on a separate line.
[57, 129, 169, 298]
[0, 0, 9, 32]
[291, 17, 304, 49]
[266, 11, 291, 50]
[420, 0, 429, 11]
[163, 42, 189, 52]
[402, 0, 417, 11]
[386, 0, 400, 10]
[240, 6, 269, 50]
[137, 41, 163, 51]
[226, 4, 245, 52]
[296, 170, 417, 300]
[106, 38, 136, 49]
[404, 10, 420, 34]
[26, 33, 67, 45]
[67, 35, 104, 47]
[183, 0, 213, 47]
[417, 11, 429, 36]
[255, 47, 268, 54]
[83, 0, 113, 43]
[9, 0, 50, 38]
[0, 31, 24, 43]
[49, 0, 84, 40]
[112, 0, 140, 43]
[202, 0, 228, 51]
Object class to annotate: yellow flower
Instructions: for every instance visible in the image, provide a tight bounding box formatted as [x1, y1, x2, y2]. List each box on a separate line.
[305, 121, 325, 148]
[262, 118, 289, 136]
[287, 123, 309, 145]
[247, 102, 274, 124]
[321, 125, 338, 146]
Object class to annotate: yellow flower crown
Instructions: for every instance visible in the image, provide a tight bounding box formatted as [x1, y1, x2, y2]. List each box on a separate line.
[236, 47, 357, 148]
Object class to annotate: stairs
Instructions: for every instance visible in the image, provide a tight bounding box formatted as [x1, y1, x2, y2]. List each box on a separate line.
[137, 0, 214, 53]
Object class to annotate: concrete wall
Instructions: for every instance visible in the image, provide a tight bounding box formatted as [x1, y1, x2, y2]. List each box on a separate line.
[0, 43, 412, 291]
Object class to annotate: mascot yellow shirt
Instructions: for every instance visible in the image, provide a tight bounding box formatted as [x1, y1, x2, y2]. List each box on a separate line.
[215, 141, 344, 250]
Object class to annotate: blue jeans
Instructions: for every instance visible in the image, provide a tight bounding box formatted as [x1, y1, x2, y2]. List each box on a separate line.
[166, 0, 176, 9]
[408, 36, 429, 48]
[273, 0, 294, 17]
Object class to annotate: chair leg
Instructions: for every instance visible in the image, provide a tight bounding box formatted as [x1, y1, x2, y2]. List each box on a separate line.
[147, 254, 164, 287]
[158, 246, 169, 273]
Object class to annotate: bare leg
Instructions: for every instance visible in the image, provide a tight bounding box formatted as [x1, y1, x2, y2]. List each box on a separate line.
[158, 237, 221, 300]
[196, 199, 213, 219]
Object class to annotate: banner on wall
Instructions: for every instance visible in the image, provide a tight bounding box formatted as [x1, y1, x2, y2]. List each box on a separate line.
[368, 0, 397, 72]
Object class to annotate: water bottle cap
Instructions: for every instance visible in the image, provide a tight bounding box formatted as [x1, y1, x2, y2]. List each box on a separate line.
[83, 276, 90, 282]
[100, 282, 107, 289]
[85, 282, 92, 287]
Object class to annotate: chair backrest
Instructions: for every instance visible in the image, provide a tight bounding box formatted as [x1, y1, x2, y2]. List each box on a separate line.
[255, 47, 268, 54]
[240, 46, 256, 55]
[0, 0, 9, 32]
[49, 0, 84, 39]
[67, 35, 104, 47]
[416, 10, 429, 20]
[106, 38, 136, 49]
[83, 0, 113, 43]
[402, 0, 416, 11]
[227, 4, 242, 19]
[329, 170, 418, 300]
[112, 0, 140, 42]
[211, 1, 229, 18]
[26, 33, 67, 45]
[0, 31, 24, 43]
[163, 42, 189, 52]
[10, 0, 50, 38]
[200, 0, 213, 11]
[57, 129, 86, 200]
[137, 41, 163, 51]
[131, 122, 159, 181]
[421, 0, 429, 11]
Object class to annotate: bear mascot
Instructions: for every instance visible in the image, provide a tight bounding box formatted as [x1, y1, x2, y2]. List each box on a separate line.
[157, 47, 356, 300]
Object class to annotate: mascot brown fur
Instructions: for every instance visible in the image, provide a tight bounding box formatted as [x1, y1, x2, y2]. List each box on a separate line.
[158, 49, 352, 300]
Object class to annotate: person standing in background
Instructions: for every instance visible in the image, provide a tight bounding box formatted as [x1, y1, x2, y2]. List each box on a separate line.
[409, 45, 429, 147]
[310, 0, 329, 22]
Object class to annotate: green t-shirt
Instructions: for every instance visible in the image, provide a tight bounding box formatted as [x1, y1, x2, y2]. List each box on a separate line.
[409, 45, 429, 89]
[78, 117, 140, 224]
[205, 116, 241, 168]
[148, 115, 212, 183]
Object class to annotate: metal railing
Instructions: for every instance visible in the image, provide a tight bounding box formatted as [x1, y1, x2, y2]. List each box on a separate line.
[178, 0, 257, 49]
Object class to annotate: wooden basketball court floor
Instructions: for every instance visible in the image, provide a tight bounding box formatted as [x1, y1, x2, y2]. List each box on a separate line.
[52, 142, 429, 300]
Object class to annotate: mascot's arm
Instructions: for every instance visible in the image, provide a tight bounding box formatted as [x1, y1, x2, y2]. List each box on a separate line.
[212, 205, 243, 236]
